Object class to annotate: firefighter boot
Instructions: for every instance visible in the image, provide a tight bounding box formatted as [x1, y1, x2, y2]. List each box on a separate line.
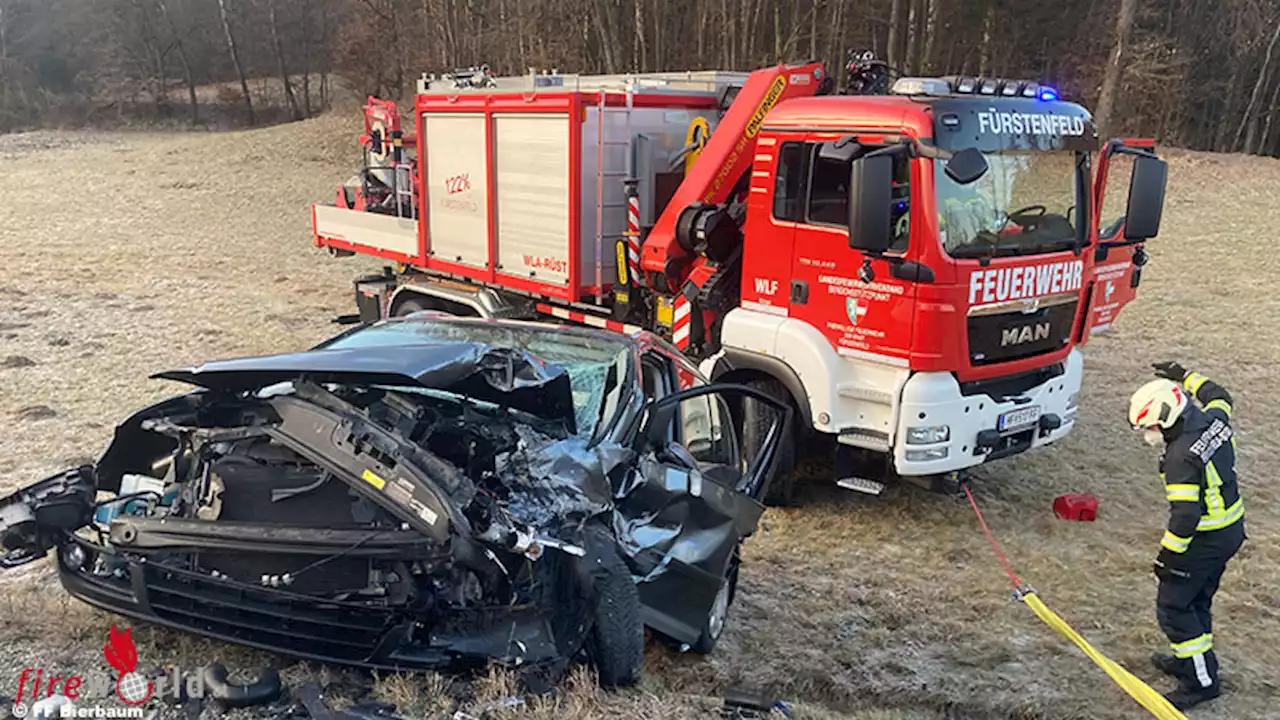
[1163, 683, 1221, 711]
[1150, 653, 1181, 677]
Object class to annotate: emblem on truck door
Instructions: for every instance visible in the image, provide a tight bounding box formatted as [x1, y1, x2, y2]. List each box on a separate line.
[1000, 321, 1052, 347]
[846, 298, 868, 326]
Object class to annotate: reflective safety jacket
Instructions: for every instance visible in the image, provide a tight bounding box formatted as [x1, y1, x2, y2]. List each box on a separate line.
[1158, 371, 1246, 567]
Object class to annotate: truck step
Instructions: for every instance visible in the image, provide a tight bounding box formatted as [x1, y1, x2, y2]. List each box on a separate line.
[836, 477, 885, 495]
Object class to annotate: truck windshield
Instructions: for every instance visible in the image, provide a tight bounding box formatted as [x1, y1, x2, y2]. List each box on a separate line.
[937, 151, 1083, 259]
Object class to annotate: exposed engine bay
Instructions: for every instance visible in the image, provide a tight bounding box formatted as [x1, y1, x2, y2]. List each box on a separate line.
[0, 319, 787, 686]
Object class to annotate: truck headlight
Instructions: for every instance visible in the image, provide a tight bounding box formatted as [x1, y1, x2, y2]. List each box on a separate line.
[1066, 392, 1079, 410]
[905, 447, 949, 461]
[906, 425, 950, 445]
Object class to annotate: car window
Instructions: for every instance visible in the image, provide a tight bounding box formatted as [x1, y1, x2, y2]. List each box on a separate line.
[678, 393, 739, 471]
[641, 355, 671, 398]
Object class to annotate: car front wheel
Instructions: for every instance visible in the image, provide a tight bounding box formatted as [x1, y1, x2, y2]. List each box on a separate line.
[583, 524, 644, 687]
[690, 551, 739, 655]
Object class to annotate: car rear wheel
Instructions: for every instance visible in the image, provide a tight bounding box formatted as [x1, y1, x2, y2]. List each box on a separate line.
[741, 377, 797, 506]
[583, 524, 644, 687]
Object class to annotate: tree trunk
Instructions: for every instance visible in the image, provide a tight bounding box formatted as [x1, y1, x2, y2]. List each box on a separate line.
[1094, 0, 1139, 139]
[979, 1, 995, 75]
[922, 0, 937, 74]
[808, 0, 817, 59]
[268, 0, 301, 120]
[773, 4, 782, 62]
[651, 0, 662, 69]
[634, 0, 646, 71]
[156, 0, 198, 125]
[888, 0, 906, 68]
[217, 0, 255, 125]
[1237, 19, 1280, 154]
[905, 0, 917, 73]
[592, 2, 618, 73]
[1260, 75, 1280, 156]
[301, 0, 313, 116]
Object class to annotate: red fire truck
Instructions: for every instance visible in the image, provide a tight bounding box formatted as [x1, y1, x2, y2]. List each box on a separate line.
[313, 57, 1167, 501]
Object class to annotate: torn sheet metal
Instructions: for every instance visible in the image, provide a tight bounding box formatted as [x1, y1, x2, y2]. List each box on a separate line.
[154, 343, 576, 430]
[494, 427, 626, 537]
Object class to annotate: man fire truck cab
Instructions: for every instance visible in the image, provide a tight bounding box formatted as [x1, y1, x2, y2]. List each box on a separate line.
[313, 57, 1167, 502]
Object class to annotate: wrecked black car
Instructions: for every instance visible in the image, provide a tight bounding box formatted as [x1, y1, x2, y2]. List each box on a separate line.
[0, 316, 786, 686]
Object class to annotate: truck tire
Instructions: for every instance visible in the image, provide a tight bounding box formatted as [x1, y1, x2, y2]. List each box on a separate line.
[742, 377, 797, 506]
[583, 524, 644, 688]
[392, 296, 432, 317]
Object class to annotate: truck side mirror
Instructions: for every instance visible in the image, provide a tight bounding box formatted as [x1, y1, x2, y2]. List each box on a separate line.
[944, 148, 988, 185]
[847, 154, 894, 255]
[1122, 154, 1167, 241]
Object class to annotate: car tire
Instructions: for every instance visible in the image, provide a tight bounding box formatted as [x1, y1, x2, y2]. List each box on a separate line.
[583, 524, 644, 688]
[689, 552, 738, 655]
[742, 377, 797, 506]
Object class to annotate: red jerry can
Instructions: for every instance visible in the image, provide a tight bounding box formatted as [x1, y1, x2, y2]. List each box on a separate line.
[1053, 493, 1099, 522]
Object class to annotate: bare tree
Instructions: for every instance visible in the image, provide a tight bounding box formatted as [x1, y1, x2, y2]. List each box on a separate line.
[1094, 0, 1140, 138]
[216, 0, 254, 125]
[888, 0, 907, 69]
[155, 0, 198, 125]
[1234, 17, 1280, 153]
[267, 0, 301, 120]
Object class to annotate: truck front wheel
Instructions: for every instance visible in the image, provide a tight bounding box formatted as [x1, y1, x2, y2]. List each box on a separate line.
[741, 377, 797, 506]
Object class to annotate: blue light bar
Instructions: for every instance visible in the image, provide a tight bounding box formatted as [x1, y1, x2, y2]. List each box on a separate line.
[1038, 86, 1059, 101]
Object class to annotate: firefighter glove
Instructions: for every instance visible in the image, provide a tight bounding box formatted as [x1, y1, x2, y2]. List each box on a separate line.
[1152, 361, 1188, 382]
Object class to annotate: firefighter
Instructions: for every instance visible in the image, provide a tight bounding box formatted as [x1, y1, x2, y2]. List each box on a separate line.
[1127, 362, 1246, 710]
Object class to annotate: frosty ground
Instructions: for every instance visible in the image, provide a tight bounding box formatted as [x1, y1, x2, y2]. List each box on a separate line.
[0, 114, 1277, 719]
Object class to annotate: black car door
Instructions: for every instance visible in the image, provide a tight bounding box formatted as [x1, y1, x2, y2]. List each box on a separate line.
[614, 383, 788, 646]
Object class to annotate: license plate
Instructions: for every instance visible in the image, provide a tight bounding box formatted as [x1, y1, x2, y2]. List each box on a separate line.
[998, 405, 1041, 433]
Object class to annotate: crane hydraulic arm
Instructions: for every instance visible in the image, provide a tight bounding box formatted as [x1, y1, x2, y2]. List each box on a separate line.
[640, 62, 827, 284]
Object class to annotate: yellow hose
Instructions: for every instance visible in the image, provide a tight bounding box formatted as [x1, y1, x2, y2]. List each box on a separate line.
[1020, 592, 1187, 720]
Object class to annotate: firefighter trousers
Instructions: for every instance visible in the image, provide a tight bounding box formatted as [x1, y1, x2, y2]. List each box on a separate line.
[1155, 560, 1229, 690]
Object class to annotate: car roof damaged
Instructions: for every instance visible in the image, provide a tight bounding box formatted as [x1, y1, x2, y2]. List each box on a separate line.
[0, 317, 788, 689]
[154, 340, 578, 430]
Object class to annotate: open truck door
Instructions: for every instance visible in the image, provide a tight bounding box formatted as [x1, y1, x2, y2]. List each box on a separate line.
[1082, 139, 1168, 339]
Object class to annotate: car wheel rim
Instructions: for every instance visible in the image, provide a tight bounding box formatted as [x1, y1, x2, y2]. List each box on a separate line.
[708, 578, 730, 640]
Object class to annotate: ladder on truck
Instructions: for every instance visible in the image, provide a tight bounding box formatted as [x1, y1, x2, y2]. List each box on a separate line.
[594, 87, 633, 306]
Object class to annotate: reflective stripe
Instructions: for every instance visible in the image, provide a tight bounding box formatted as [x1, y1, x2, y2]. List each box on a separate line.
[1171, 633, 1213, 659]
[1205, 398, 1232, 416]
[1193, 652, 1213, 688]
[1198, 498, 1245, 531]
[1161, 531, 1191, 553]
[1184, 372, 1208, 394]
[1165, 484, 1200, 502]
[1204, 462, 1226, 515]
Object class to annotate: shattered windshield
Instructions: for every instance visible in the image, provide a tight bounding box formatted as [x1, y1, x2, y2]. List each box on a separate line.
[937, 151, 1084, 259]
[323, 320, 632, 439]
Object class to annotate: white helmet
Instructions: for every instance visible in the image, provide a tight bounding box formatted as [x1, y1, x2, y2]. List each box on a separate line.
[1128, 378, 1188, 430]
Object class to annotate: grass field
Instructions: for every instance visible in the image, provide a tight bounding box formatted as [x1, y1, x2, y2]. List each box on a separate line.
[0, 115, 1276, 719]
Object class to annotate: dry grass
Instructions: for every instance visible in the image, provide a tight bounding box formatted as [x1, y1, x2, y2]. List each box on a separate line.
[0, 117, 1278, 719]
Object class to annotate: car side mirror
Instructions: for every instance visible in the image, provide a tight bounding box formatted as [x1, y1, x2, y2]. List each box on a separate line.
[847, 153, 894, 255]
[1122, 154, 1167, 241]
[944, 147, 988, 185]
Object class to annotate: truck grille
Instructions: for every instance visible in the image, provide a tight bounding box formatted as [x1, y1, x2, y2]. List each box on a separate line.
[967, 296, 1078, 366]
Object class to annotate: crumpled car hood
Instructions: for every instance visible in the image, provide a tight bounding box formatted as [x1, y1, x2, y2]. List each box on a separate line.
[154, 342, 576, 430]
